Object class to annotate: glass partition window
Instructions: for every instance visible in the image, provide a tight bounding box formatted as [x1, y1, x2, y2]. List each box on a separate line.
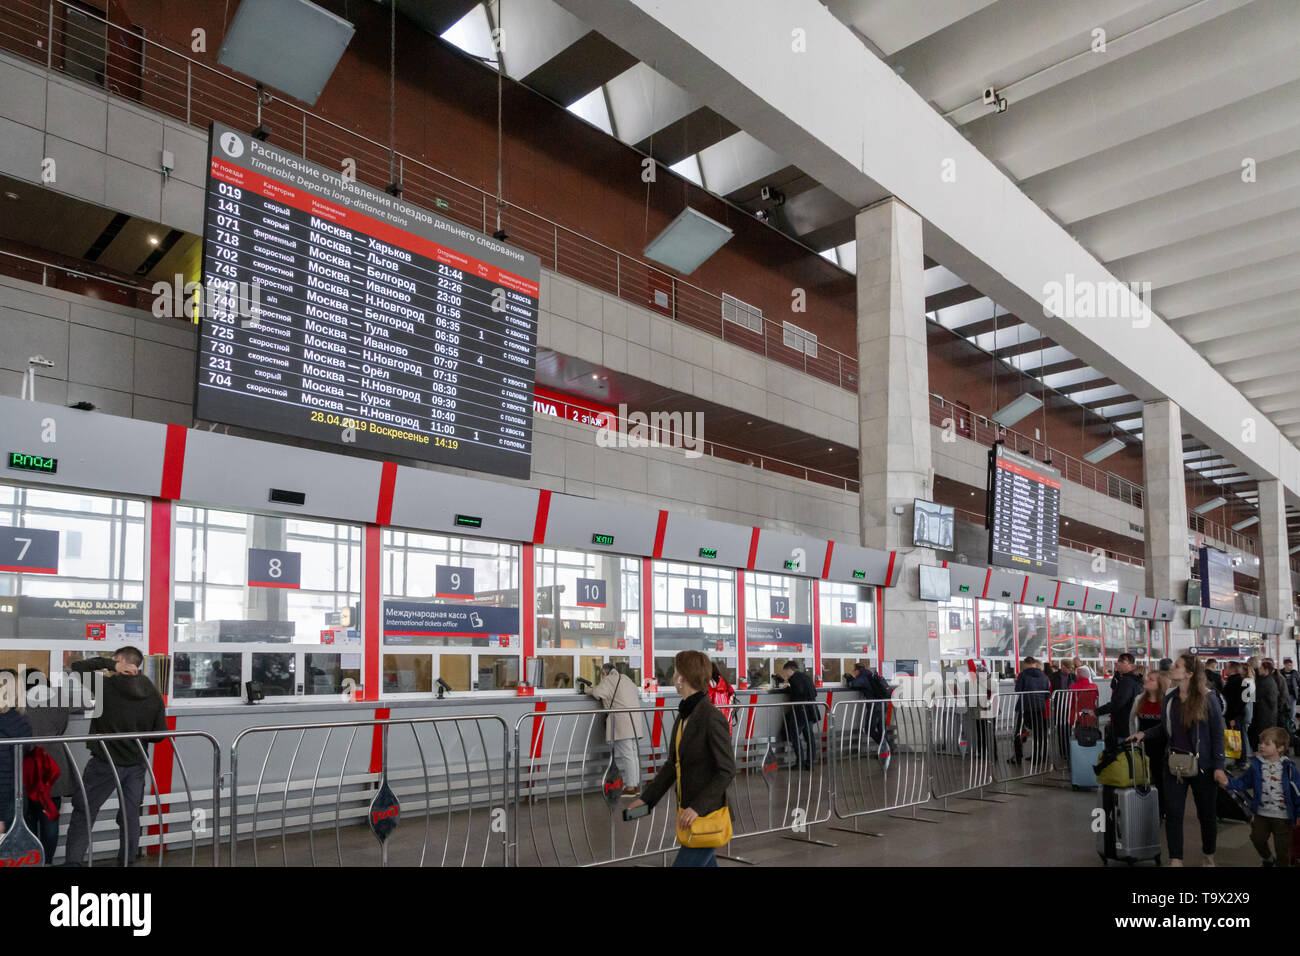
[743, 572, 812, 688]
[978, 601, 1016, 660]
[819, 582, 876, 679]
[535, 549, 641, 649]
[0, 484, 146, 678]
[653, 561, 736, 689]
[1019, 605, 1048, 662]
[1102, 616, 1126, 670]
[1049, 610, 1076, 663]
[172, 507, 361, 699]
[938, 597, 975, 659]
[380, 530, 521, 694]
[1075, 613, 1103, 661]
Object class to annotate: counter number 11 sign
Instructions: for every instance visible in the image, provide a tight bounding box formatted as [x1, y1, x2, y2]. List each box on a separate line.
[248, 548, 301, 589]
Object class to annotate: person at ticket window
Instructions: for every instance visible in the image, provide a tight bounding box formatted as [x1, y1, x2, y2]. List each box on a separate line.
[63, 647, 167, 866]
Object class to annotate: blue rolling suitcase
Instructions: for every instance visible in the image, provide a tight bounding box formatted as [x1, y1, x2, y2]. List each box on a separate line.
[1070, 739, 1103, 789]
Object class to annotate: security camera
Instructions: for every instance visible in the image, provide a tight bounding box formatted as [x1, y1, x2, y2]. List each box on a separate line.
[759, 185, 785, 205]
[435, 676, 452, 699]
[28, 355, 55, 368]
[983, 86, 998, 105]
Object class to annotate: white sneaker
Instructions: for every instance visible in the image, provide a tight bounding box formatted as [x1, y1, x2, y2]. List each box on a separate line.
[1168, 859, 1183, 867]
[1202, 855, 1216, 867]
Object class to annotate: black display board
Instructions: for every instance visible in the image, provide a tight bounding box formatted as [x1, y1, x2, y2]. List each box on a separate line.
[196, 123, 542, 479]
[986, 444, 1061, 575]
[1197, 546, 1234, 611]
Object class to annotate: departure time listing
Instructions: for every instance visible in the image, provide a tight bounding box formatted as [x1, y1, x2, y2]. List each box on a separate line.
[196, 123, 541, 480]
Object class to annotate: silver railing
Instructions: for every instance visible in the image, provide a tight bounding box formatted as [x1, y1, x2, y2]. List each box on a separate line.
[228, 715, 510, 867]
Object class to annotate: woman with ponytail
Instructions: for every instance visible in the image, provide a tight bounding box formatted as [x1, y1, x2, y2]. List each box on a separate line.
[1131, 654, 1227, 866]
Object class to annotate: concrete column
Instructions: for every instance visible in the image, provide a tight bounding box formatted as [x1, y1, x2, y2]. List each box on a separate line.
[1257, 479, 1294, 628]
[1141, 400, 1193, 652]
[855, 198, 937, 676]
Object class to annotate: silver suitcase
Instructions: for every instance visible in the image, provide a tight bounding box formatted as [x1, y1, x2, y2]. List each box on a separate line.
[1096, 782, 1161, 865]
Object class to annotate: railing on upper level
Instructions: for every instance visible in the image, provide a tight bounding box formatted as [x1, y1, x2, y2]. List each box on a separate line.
[0, 0, 859, 392]
[929, 394, 1265, 557]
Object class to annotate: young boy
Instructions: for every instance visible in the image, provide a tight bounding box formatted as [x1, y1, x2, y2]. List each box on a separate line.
[1222, 726, 1300, 866]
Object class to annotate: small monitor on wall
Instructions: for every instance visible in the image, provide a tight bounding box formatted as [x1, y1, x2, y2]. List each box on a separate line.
[919, 565, 951, 602]
[913, 499, 955, 550]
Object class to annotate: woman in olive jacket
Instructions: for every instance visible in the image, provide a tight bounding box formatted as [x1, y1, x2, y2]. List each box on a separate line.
[630, 650, 737, 867]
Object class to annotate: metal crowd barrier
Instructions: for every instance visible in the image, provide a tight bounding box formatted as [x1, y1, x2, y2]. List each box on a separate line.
[929, 695, 995, 801]
[827, 697, 934, 835]
[989, 689, 1056, 786]
[511, 698, 835, 866]
[0, 730, 221, 867]
[1038, 689, 1095, 787]
[228, 715, 510, 867]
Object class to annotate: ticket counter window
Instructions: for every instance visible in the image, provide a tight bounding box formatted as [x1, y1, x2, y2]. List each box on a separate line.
[743, 572, 812, 689]
[1102, 616, 1127, 672]
[1076, 613, 1103, 666]
[1049, 610, 1076, 662]
[938, 597, 975, 661]
[0, 484, 146, 672]
[819, 582, 876, 680]
[381, 530, 520, 694]
[535, 548, 641, 688]
[978, 601, 1016, 663]
[1126, 619, 1150, 663]
[173, 507, 361, 700]
[1020, 605, 1048, 662]
[653, 562, 736, 692]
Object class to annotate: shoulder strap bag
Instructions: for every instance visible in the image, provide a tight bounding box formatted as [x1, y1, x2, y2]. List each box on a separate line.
[674, 716, 732, 848]
[1164, 692, 1200, 779]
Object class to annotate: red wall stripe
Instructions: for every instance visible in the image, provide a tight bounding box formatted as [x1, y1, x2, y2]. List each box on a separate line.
[1020, 577, 1030, 603]
[529, 701, 548, 759]
[981, 569, 993, 599]
[1053, 582, 1062, 607]
[159, 424, 187, 500]
[368, 708, 391, 774]
[820, 541, 834, 579]
[736, 570, 747, 688]
[363, 525, 381, 702]
[875, 586, 885, 669]
[522, 543, 535, 661]
[811, 579, 821, 683]
[148, 500, 172, 672]
[652, 510, 668, 559]
[885, 551, 897, 587]
[821, 690, 833, 735]
[145, 714, 179, 856]
[1108, 593, 1115, 615]
[641, 557, 654, 688]
[746, 527, 760, 570]
[375, 462, 398, 526]
[532, 490, 551, 543]
[1083, 587, 1091, 611]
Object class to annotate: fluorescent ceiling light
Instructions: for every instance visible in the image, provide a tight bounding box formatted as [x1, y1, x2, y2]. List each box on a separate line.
[644, 207, 733, 275]
[1231, 516, 1260, 531]
[1083, 437, 1126, 464]
[990, 393, 1043, 428]
[218, 0, 354, 105]
[1193, 496, 1227, 514]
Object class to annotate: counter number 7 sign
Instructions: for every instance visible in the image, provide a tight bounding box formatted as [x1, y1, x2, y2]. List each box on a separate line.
[0, 528, 59, 574]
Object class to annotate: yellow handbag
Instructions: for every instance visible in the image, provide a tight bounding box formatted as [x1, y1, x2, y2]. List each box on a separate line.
[1224, 729, 1242, 760]
[674, 718, 732, 848]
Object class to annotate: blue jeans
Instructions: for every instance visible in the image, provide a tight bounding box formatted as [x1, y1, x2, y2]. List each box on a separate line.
[25, 796, 62, 862]
[673, 845, 718, 867]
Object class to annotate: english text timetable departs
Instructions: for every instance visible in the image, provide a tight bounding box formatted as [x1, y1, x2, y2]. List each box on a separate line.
[987, 444, 1061, 576]
[196, 122, 542, 479]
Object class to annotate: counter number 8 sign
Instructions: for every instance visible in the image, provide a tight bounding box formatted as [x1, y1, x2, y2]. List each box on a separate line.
[248, 548, 301, 589]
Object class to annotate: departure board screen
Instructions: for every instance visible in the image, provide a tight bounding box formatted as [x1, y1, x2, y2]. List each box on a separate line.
[196, 122, 541, 479]
[986, 444, 1061, 575]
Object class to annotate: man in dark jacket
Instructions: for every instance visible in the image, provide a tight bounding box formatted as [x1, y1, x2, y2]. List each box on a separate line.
[1097, 653, 1143, 742]
[1283, 659, 1299, 723]
[0, 668, 33, 837]
[848, 664, 890, 746]
[1012, 658, 1050, 765]
[779, 661, 818, 770]
[1252, 663, 1280, 747]
[64, 646, 167, 866]
[1223, 661, 1246, 731]
[1204, 659, 1225, 698]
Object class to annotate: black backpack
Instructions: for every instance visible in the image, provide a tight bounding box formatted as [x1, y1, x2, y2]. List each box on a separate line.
[867, 670, 892, 701]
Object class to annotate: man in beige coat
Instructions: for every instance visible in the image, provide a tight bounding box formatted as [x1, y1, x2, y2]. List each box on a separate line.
[587, 663, 644, 795]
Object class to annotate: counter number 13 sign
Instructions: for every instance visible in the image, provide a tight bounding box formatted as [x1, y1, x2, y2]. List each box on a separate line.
[248, 548, 301, 589]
